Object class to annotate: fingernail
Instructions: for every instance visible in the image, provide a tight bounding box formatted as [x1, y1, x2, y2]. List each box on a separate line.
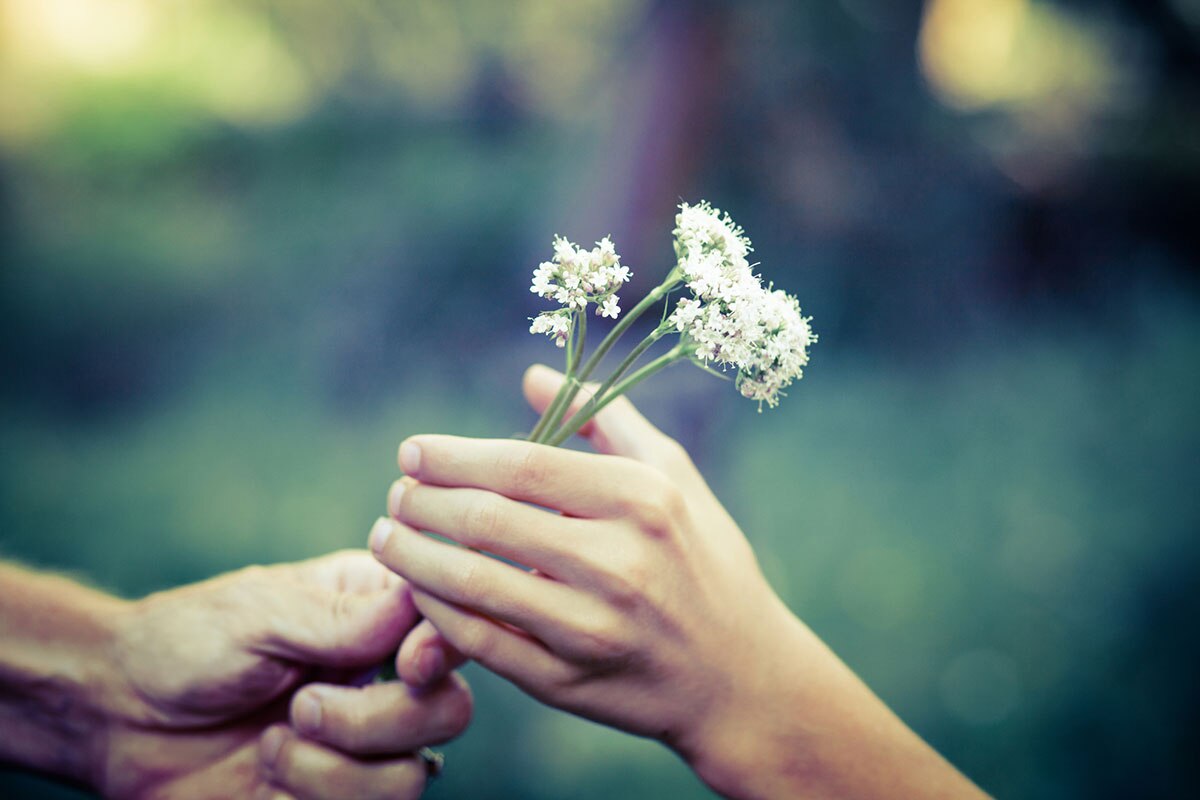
[387, 479, 406, 518]
[369, 517, 394, 555]
[260, 725, 285, 769]
[399, 440, 422, 475]
[294, 689, 323, 735]
[416, 645, 445, 685]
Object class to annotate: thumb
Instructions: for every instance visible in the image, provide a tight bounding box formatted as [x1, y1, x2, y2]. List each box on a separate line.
[255, 571, 420, 669]
[522, 363, 678, 463]
[396, 618, 467, 688]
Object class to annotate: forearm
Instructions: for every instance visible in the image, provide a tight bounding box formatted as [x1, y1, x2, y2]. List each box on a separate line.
[684, 610, 990, 800]
[0, 562, 130, 786]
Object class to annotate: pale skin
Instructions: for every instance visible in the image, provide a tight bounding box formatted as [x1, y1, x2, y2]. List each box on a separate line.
[0, 551, 472, 800]
[378, 364, 991, 800]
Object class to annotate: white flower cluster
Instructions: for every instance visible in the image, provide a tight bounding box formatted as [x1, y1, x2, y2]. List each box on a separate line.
[675, 200, 753, 272]
[528, 313, 572, 347]
[669, 202, 816, 408]
[529, 235, 630, 346]
[733, 288, 817, 408]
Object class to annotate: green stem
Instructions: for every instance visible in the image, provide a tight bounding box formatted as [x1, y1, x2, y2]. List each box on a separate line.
[527, 372, 571, 442]
[548, 344, 687, 446]
[564, 313, 577, 375]
[572, 312, 587, 380]
[547, 271, 682, 436]
[548, 324, 668, 443]
[528, 312, 581, 443]
[579, 272, 680, 384]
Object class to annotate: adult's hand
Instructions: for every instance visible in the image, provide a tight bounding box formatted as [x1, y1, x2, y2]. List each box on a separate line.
[371, 366, 987, 800]
[106, 550, 473, 799]
[0, 551, 472, 800]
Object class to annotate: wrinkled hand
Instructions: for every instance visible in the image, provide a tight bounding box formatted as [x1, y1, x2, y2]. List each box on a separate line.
[98, 550, 472, 800]
[370, 366, 806, 789]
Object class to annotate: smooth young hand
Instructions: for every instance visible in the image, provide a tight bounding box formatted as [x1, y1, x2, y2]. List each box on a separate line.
[372, 366, 988, 800]
[370, 365, 804, 794]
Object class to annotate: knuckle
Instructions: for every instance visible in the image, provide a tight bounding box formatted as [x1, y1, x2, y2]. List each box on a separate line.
[656, 435, 694, 474]
[611, 561, 652, 611]
[328, 591, 357, 647]
[572, 611, 628, 664]
[505, 446, 549, 496]
[548, 659, 589, 693]
[463, 495, 503, 542]
[454, 558, 489, 607]
[456, 619, 495, 662]
[586, 539, 650, 609]
[622, 474, 684, 538]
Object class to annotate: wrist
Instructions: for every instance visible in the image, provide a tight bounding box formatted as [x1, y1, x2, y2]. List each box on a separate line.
[0, 566, 134, 787]
[677, 604, 990, 800]
[672, 605, 817, 800]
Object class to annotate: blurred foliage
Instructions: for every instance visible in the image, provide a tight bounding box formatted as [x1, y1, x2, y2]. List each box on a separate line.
[2, 0, 1198, 798]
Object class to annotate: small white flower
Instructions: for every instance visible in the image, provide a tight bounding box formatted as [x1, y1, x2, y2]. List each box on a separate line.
[597, 295, 621, 319]
[529, 235, 630, 329]
[530, 312, 571, 347]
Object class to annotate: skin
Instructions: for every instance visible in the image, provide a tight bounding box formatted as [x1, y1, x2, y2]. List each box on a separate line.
[375, 364, 991, 800]
[0, 551, 472, 800]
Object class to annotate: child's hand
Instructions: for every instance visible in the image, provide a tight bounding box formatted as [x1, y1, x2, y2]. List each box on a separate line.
[371, 365, 806, 788]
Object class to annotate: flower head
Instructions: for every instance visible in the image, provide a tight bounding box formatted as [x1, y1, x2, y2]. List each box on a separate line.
[529, 311, 571, 347]
[733, 288, 817, 409]
[669, 201, 816, 409]
[673, 201, 754, 296]
[530, 235, 630, 315]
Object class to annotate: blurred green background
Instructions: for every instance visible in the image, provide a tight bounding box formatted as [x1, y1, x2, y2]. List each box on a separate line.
[2, 0, 1198, 797]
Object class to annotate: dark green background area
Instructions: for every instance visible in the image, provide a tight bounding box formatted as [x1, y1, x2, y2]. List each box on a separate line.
[2, 1, 1198, 797]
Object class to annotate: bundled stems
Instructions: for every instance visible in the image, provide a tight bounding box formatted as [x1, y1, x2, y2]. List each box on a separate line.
[547, 344, 687, 446]
[541, 324, 669, 443]
[528, 312, 584, 443]
[529, 270, 681, 444]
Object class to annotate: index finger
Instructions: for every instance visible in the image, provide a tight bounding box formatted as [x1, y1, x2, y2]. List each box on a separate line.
[397, 435, 657, 519]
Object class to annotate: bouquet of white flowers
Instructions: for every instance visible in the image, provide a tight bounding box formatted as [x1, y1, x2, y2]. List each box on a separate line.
[526, 200, 817, 445]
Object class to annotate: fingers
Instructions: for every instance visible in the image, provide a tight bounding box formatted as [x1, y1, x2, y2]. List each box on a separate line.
[369, 517, 591, 650]
[295, 549, 405, 595]
[524, 364, 706, 490]
[396, 618, 466, 688]
[395, 433, 666, 520]
[254, 573, 419, 669]
[412, 589, 574, 693]
[258, 725, 425, 800]
[288, 674, 472, 755]
[387, 478, 594, 580]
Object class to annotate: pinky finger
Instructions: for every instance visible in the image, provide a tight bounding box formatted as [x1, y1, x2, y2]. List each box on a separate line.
[412, 589, 574, 695]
